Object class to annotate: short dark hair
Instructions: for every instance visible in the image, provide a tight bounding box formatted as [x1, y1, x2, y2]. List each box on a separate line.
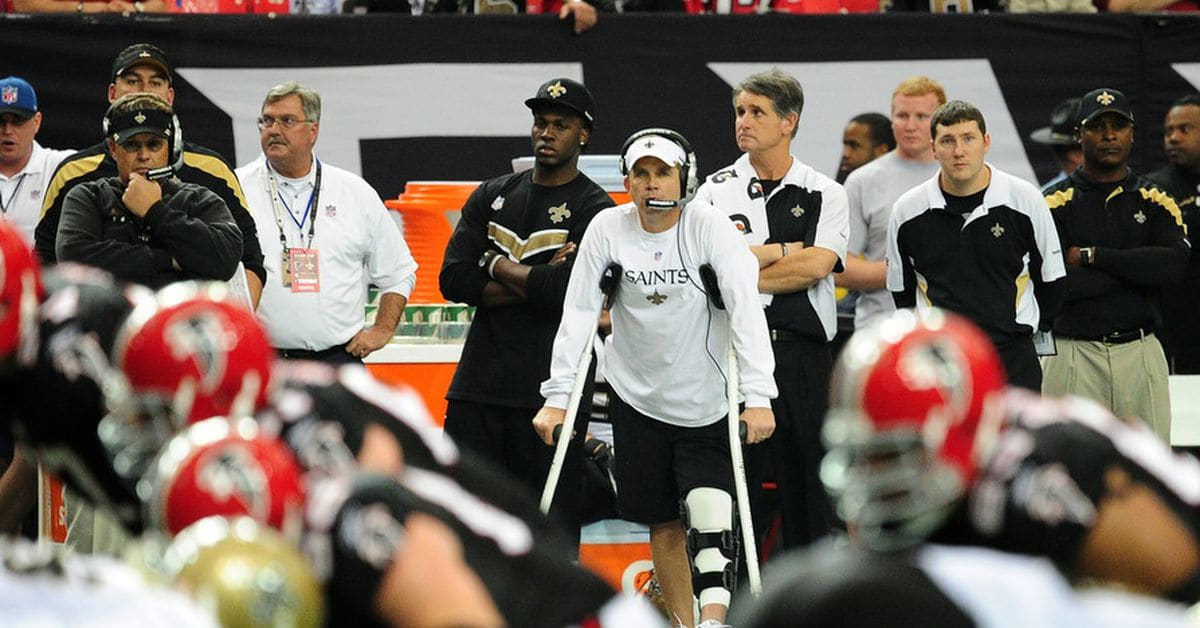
[850, 112, 895, 151]
[734, 68, 804, 138]
[1171, 94, 1200, 110]
[930, 100, 987, 138]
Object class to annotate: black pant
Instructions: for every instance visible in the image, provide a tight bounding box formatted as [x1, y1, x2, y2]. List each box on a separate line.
[745, 335, 837, 552]
[995, 334, 1040, 392]
[443, 399, 587, 548]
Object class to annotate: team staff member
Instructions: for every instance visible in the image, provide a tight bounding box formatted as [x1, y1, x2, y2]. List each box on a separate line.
[37, 43, 266, 306]
[886, 100, 1065, 390]
[440, 78, 613, 534]
[838, 76, 947, 331]
[1043, 87, 1189, 441]
[237, 82, 416, 365]
[836, 112, 894, 184]
[695, 68, 847, 550]
[1147, 94, 1200, 374]
[0, 77, 73, 242]
[57, 94, 242, 289]
[536, 129, 777, 628]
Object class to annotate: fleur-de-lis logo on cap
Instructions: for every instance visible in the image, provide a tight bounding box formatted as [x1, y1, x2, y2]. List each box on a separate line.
[547, 81, 567, 99]
[1097, 91, 1115, 106]
[138, 51, 152, 59]
[134, 112, 147, 124]
[644, 140, 655, 149]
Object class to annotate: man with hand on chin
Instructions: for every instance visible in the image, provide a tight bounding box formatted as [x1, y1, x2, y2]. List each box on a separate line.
[536, 129, 776, 628]
[56, 93, 242, 289]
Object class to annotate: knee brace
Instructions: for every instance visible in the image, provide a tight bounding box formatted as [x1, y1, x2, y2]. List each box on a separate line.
[682, 487, 738, 608]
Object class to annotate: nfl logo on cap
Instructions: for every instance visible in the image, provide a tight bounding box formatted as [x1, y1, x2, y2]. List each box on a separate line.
[1, 87, 16, 105]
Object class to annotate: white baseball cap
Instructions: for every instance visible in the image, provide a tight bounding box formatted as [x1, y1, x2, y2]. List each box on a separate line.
[622, 134, 687, 172]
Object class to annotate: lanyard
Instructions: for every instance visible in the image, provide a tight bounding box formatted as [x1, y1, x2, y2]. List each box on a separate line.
[0, 174, 28, 215]
[265, 158, 322, 251]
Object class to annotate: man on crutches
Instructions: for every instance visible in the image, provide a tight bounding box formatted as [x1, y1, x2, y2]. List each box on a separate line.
[535, 128, 777, 628]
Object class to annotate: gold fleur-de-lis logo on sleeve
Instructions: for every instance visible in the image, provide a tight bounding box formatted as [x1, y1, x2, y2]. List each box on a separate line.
[791, 206, 805, 218]
[549, 203, 571, 223]
[991, 222, 1005, 238]
[547, 81, 567, 98]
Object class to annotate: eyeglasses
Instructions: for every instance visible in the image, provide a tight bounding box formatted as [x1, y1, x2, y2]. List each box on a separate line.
[118, 137, 167, 153]
[256, 115, 313, 130]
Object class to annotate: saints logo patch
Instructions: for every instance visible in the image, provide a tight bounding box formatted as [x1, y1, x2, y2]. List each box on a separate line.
[547, 81, 567, 98]
[1134, 210, 1146, 224]
[991, 223, 1005, 238]
[1096, 91, 1116, 106]
[791, 206, 805, 218]
[647, 290, 668, 305]
[549, 203, 570, 223]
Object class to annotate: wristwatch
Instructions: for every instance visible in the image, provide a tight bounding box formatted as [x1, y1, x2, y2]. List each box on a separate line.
[478, 250, 500, 278]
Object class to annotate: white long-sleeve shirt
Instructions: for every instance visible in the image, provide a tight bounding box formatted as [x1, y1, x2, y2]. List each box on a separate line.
[541, 201, 776, 428]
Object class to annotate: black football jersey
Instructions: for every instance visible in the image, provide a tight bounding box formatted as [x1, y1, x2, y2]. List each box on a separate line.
[0, 265, 144, 531]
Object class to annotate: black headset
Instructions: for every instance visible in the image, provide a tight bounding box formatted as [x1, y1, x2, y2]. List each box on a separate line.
[619, 127, 699, 207]
[103, 104, 185, 181]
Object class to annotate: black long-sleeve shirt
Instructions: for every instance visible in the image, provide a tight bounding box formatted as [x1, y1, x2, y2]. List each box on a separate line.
[36, 141, 267, 286]
[1043, 168, 1190, 338]
[439, 170, 613, 408]
[57, 176, 242, 289]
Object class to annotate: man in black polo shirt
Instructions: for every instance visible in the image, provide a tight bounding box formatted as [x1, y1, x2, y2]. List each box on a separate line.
[1042, 87, 1190, 441]
[886, 100, 1066, 391]
[36, 43, 266, 307]
[1147, 94, 1200, 374]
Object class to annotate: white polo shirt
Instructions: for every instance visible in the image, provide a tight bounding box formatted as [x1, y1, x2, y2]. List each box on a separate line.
[237, 155, 417, 351]
[1, 142, 73, 243]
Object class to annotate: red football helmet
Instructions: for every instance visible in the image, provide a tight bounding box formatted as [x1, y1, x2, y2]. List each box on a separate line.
[144, 416, 306, 539]
[821, 308, 1007, 549]
[0, 222, 43, 364]
[112, 281, 274, 429]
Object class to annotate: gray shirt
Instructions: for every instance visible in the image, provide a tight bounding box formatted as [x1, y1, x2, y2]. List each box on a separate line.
[843, 151, 940, 329]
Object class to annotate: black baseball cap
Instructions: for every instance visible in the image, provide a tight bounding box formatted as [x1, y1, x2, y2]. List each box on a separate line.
[1029, 97, 1080, 146]
[106, 101, 174, 144]
[524, 78, 595, 129]
[112, 43, 173, 85]
[1077, 88, 1133, 127]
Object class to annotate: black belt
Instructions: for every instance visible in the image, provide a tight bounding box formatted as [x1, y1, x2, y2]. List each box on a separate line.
[1074, 328, 1149, 345]
[275, 341, 351, 360]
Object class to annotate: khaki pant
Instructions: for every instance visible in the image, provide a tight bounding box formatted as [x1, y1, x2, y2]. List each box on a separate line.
[1042, 333, 1172, 442]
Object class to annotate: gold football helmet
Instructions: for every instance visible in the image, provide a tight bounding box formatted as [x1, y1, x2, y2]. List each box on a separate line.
[163, 516, 325, 628]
